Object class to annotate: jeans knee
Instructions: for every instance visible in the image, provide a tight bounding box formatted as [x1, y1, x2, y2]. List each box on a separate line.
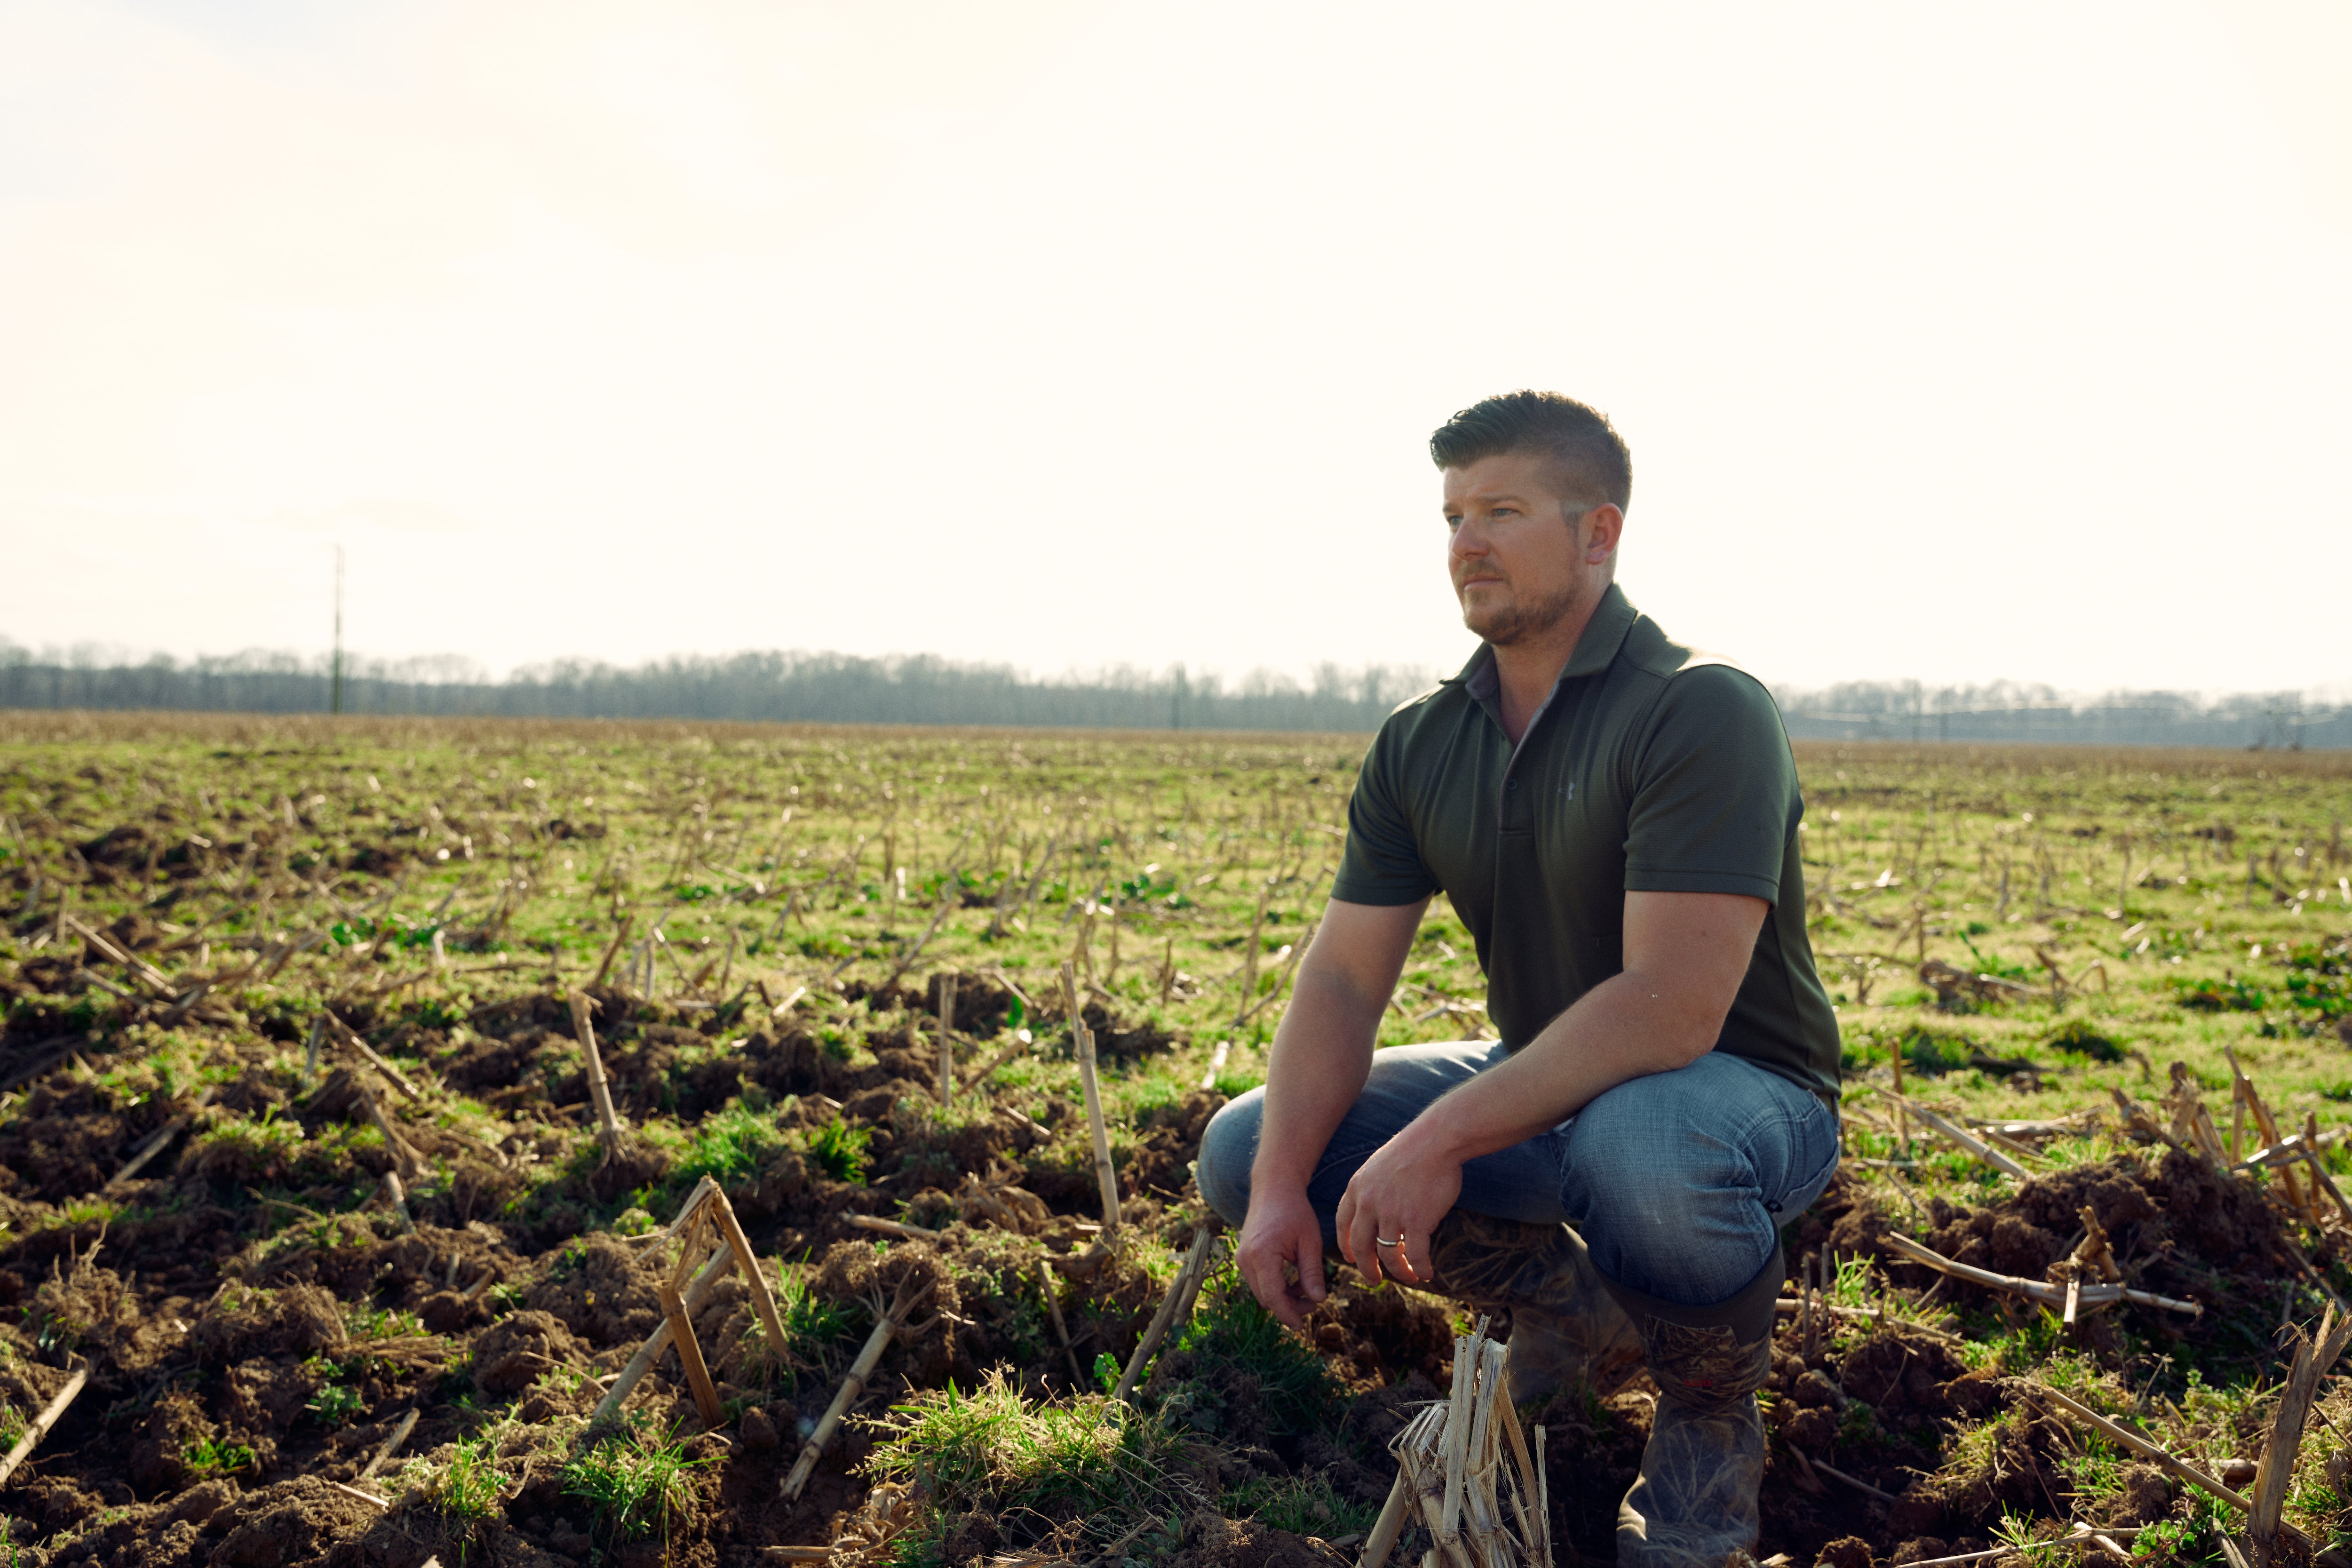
[1571, 1134, 1721, 1238]
[1565, 1084, 1748, 1233]
[1562, 1067, 1787, 1303]
[1196, 1090, 1264, 1227]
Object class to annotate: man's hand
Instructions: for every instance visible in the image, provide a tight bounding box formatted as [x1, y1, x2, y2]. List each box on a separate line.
[1334, 1127, 1462, 1287]
[1237, 899, 1424, 1330]
[1234, 1184, 1329, 1330]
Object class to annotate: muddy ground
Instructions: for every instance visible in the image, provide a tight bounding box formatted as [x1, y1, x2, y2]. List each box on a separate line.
[0, 942, 2326, 1568]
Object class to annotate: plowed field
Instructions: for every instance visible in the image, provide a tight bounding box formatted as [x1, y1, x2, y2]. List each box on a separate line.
[2, 713, 2350, 1568]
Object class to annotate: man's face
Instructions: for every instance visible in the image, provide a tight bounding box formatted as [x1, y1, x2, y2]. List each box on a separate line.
[1442, 451, 1615, 647]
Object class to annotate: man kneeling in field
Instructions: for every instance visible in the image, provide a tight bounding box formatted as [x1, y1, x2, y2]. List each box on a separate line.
[1198, 391, 1842, 1568]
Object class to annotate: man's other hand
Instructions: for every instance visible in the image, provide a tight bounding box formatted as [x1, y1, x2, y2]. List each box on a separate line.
[1234, 1185, 1328, 1330]
[1335, 1130, 1461, 1288]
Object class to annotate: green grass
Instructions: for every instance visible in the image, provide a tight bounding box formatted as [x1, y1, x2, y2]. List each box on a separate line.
[189, 1110, 304, 1172]
[1220, 1472, 1380, 1540]
[15, 719, 2352, 1556]
[1992, 1506, 2082, 1568]
[809, 1115, 871, 1184]
[865, 1370, 1189, 1555]
[19, 719, 2347, 1185]
[182, 1434, 256, 1479]
[773, 1266, 855, 1369]
[1210, 1068, 1265, 1098]
[402, 1433, 508, 1522]
[558, 1421, 701, 1542]
[344, 1305, 425, 1340]
[1161, 1274, 1340, 1440]
[305, 1381, 364, 1425]
[2044, 1018, 2125, 1061]
[37, 1197, 118, 1236]
[2055, 1425, 2130, 1510]
[664, 1101, 787, 1196]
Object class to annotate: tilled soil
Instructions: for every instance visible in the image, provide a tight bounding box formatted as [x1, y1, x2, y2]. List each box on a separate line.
[0, 964, 1418, 1567]
[0, 942, 2321, 1568]
[1730, 1154, 2296, 1568]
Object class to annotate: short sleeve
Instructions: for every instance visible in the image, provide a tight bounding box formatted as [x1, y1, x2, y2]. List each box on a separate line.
[1331, 724, 1438, 906]
[1622, 667, 1796, 904]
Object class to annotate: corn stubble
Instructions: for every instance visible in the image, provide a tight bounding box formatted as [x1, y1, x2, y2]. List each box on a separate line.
[6, 718, 2352, 1564]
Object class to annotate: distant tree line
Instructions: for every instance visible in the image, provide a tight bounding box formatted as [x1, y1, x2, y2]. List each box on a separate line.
[1772, 679, 2352, 750]
[0, 643, 1433, 733]
[2, 641, 2344, 746]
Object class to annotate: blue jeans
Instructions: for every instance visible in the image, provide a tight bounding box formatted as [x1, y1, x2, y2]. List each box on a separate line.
[1197, 1043, 1840, 1308]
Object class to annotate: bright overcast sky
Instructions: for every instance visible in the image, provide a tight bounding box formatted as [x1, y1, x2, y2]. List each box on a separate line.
[3, 0, 2348, 694]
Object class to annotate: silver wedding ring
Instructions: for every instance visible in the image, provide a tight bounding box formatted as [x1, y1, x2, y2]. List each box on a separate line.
[1375, 1235, 1401, 1248]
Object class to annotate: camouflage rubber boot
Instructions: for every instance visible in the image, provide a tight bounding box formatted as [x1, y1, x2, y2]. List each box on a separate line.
[1422, 1211, 1645, 1404]
[1605, 1250, 1784, 1568]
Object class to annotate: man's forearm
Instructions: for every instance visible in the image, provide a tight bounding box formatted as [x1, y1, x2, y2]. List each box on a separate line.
[1247, 961, 1384, 1193]
[1397, 970, 1714, 1164]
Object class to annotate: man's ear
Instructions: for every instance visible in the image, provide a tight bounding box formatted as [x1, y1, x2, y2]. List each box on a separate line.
[1581, 503, 1625, 563]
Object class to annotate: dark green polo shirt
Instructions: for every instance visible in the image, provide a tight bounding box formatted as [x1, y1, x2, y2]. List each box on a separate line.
[1333, 583, 1841, 1107]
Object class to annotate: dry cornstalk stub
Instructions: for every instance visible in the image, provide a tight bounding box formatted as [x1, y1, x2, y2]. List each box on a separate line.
[2252, 1303, 2352, 1553]
[0, 1362, 88, 1489]
[936, 971, 957, 1106]
[324, 1480, 391, 1510]
[1060, 961, 1121, 1237]
[782, 1273, 933, 1501]
[655, 1177, 793, 1426]
[590, 1174, 782, 1427]
[1113, 1223, 1221, 1405]
[2022, 1380, 2312, 1552]
[957, 1033, 1036, 1092]
[106, 1085, 215, 1191]
[658, 1192, 730, 1427]
[648, 1175, 793, 1370]
[591, 1245, 735, 1425]
[356, 1079, 429, 1186]
[1035, 1259, 1083, 1386]
[702, 1186, 792, 1368]
[378, 1170, 416, 1235]
[566, 989, 627, 1166]
[1883, 1232, 2199, 1317]
[61, 915, 174, 998]
[1876, 1088, 2030, 1181]
[358, 1408, 420, 1482]
[325, 1009, 426, 1100]
[846, 1211, 940, 1242]
[1359, 1316, 1549, 1568]
[659, 1273, 726, 1428]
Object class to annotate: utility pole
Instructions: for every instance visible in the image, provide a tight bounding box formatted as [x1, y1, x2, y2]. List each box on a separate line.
[331, 545, 345, 716]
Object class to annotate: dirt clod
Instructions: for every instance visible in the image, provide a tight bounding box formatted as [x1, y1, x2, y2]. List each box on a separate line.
[473, 1309, 588, 1396]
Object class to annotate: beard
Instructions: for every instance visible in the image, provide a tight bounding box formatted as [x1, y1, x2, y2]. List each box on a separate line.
[1461, 578, 1583, 647]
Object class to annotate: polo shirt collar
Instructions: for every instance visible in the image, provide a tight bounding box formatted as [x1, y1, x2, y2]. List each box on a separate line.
[1563, 581, 1638, 678]
[1451, 581, 1639, 700]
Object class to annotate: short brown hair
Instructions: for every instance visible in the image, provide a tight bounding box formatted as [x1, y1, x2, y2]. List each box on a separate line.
[1430, 390, 1632, 512]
